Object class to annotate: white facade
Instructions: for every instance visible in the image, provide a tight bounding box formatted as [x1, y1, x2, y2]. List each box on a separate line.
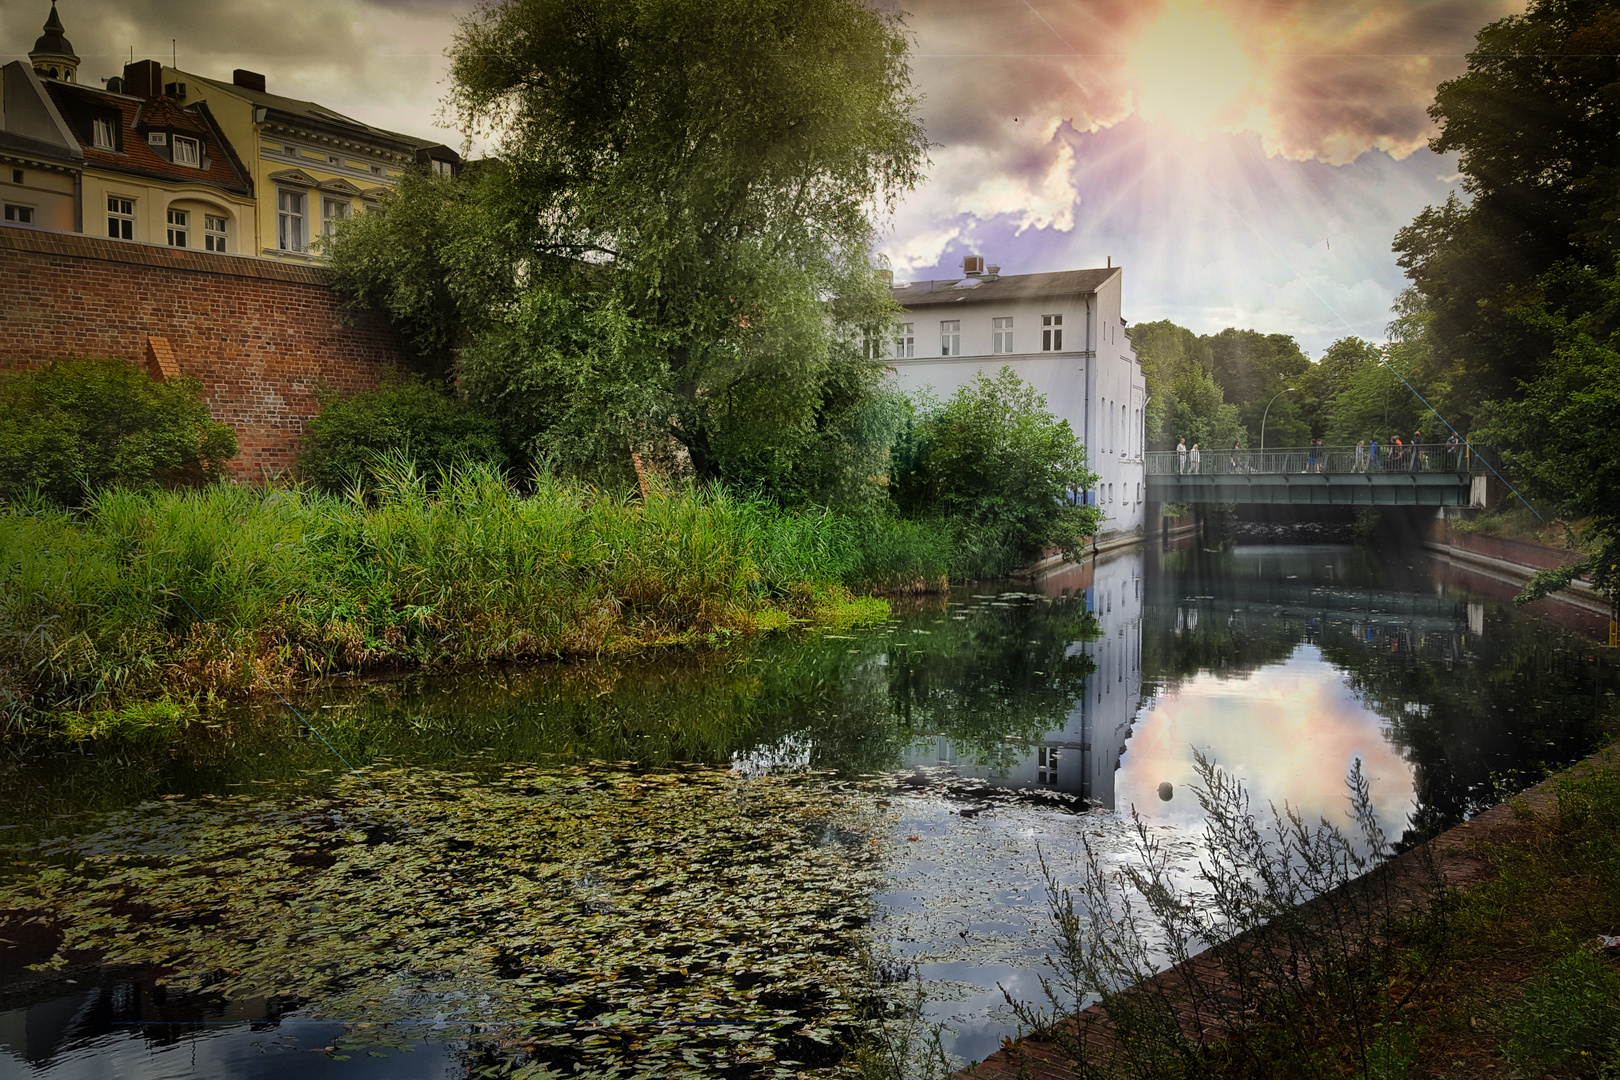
[888, 263, 1148, 543]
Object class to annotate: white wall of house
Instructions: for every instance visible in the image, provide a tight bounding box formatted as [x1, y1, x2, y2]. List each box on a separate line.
[889, 267, 1147, 542]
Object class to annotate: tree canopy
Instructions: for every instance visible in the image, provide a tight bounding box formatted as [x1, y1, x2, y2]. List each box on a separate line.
[327, 0, 927, 502]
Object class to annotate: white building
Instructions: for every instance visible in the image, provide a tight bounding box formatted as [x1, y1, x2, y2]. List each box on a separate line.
[888, 258, 1147, 546]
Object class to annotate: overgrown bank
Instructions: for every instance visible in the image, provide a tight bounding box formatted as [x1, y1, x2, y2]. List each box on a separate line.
[0, 462, 969, 734]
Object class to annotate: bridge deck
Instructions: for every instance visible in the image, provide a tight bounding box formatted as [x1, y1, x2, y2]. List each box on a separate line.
[1145, 445, 1487, 507]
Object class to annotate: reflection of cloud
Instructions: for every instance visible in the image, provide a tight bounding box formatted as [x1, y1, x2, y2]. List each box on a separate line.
[1114, 644, 1415, 836]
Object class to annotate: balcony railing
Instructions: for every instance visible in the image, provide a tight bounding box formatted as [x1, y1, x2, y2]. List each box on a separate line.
[1146, 444, 1485, 477]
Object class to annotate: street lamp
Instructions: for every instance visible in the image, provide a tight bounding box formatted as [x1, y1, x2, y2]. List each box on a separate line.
[1259, 387, 1297, 451]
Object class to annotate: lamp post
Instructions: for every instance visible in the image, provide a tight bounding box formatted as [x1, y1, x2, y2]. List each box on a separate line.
[1259, 387, 1297, 451]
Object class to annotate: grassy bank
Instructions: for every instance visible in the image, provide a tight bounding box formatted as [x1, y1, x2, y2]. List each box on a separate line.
[0, 462, 958, 731]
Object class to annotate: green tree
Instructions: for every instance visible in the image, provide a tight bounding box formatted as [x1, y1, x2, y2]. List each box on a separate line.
[1484, 261, 1620, 615]
[297, 380, 507, 490]
[1204, 328, 1311, 445]
[329, 0, 926, 503]
[0, 359, 237, 505]
[893, 369, 1102, 571]
[1392, 0, 1620, 426]
[1130, 319, 1214, 448]
[1299, 337, 1380, 438]
[1167, 365, 1246, 452]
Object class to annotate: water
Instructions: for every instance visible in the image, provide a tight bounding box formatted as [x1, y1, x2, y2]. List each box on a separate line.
[1, 541, 1613, 1076]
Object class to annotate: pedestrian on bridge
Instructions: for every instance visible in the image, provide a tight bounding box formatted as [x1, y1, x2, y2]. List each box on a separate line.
[1355, 440, 1368, 472]
[1391, 435, 1404, 470]
[1177, 438, 1188, 474]
[1231, 441, 1246, 474]
[1411, 429, 1424, 471]
[1369, 436, 1380, 470]
[1446, 432, 1460, 470]
[1189, 443, 1201, 474]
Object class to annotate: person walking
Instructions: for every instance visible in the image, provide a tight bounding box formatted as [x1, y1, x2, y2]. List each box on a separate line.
[1446, 431, 1460, 470]
[1411, 428, 1424, 471]
[1391, 434, 1404, 470]
[1177, 437, 1188, 474]
[1230, 440, 1245, 475]
[1188, 443, 1201, 474]
[1355, 439, 1368, 472]
[1369, 436, 1380, 471]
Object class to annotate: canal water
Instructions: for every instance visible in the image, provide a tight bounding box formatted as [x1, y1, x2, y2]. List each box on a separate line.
[1, 541, 1613, 1077]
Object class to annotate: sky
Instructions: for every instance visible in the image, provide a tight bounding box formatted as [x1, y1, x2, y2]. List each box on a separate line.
[4, 0, 1523, 355]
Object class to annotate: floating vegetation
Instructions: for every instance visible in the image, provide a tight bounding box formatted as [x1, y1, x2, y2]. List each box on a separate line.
[0, 763, 897, 1077]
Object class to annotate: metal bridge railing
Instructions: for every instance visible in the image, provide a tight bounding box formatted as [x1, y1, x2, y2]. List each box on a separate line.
[1146, 444, 1484, 477]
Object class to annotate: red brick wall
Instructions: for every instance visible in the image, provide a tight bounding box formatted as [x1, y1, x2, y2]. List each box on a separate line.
[0, 226, 408, 478]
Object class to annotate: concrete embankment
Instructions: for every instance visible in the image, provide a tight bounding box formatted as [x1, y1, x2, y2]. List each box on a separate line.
[1421, 521, 1611, 621]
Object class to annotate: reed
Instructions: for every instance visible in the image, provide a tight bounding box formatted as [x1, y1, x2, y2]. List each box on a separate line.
[0, 460, 943, 726]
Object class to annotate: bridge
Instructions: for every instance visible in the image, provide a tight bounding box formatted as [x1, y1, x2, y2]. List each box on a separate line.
[1145, 444, 1489, 506]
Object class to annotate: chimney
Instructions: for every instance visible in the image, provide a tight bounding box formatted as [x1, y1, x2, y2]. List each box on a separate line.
[233, 69, 266, 93]
[962, 255, 984, 277]
[985, 264, 1001, 281]
[122, 59, 162, 98]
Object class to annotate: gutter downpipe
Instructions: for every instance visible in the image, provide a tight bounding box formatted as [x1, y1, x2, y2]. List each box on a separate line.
[1086, 293, 1099, 557]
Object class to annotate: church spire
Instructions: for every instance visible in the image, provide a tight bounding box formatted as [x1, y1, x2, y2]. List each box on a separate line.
[30, 2, 81, 83]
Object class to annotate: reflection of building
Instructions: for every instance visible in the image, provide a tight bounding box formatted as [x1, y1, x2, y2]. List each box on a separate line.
[888, 260, 1147, 544]
[904, 548, 1146, 807]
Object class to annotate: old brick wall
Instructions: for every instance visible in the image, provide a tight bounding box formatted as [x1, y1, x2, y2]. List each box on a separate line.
[0, 226, 408, 478]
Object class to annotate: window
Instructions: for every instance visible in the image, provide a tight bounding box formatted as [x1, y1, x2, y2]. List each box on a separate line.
[173, 135, 200, 167]
[147, 131, 166, 145]
[277, 189, 306, 251]
[1037, 746, 1059, 787]
[992, 316, 1013, 354]
[10, 169, 20, 184]
[285, 144, 297, 155]
[328, 154, 341, 165]
[107, 196, 134, 240]
[370, 165, 383, 175]
[894, 322, 914, 359]
[204, 215, 227, 252]
[3, 204, 35, 225]
[940, 320, 960, 356]
[92, 117, 115, 150]
[1042, 314, 1063, 351]
[431, 159, 453, 178]
[322, 197, 350, 237]
[166, 207, 188, 247]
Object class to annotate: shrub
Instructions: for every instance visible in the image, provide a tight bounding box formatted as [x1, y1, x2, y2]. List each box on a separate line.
[0, 358, 238, 504]
[892, 368, 1102, 574]
[297, 379, 505, 489]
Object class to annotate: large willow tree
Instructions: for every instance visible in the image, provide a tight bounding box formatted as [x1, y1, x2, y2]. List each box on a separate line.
[328, 0, 926, 501]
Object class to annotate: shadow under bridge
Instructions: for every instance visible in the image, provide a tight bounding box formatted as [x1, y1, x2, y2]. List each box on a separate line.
[1145, 445, 1489, 507]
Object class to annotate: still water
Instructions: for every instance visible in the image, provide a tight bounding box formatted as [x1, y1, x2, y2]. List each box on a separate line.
[1, 541, 1613, 1077]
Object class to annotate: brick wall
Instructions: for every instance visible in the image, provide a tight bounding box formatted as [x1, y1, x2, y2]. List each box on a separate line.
[0, 226, 408, 478]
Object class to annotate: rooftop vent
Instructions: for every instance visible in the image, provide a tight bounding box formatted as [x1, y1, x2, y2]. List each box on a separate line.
[877, 268, 894, 284]
[164, 81, 186, 99]
[105, 75, 124, 94]
[985, 264, 1001, 281]
[233, 69, 266, 93]
[962, 255, 984, 277]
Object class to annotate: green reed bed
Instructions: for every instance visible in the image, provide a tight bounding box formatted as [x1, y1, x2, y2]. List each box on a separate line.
[0, 461, 907, 730]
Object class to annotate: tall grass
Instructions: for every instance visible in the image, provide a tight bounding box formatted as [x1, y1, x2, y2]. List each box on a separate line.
[0, 461, 946, 724]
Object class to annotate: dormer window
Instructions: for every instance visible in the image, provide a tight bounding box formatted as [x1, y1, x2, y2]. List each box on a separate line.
[173, 135, 200, 167]
[91, 117, 115, 150]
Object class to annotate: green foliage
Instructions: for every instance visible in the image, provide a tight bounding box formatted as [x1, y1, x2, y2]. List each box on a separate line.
[1505, 949, 1620, 1074]
[329, 0, 926, 501]
[0, 358, 237, 504]
[1205, 328, 1311, 444]
[1129, 319, 1214, 448]
[1167, 364, 1246, 452]
[0, 463, 917, 723]
[892, 369, 1102, 574]
[1393, 0, 1620, 425]
[297, 379, 506, 490]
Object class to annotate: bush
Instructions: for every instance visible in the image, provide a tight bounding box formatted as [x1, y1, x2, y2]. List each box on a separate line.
[892, 368, 1102, 574]
[297, 379, 505, 489]
[0, 358, 238, 504]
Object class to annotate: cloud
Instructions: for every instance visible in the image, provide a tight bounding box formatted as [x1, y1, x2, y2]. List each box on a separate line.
[902, 0, 1522, 170]
[1, 0, 475, 142]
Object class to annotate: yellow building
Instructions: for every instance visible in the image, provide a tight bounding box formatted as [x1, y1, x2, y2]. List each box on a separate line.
[159, 65, 460, 262]
[1, 2, 458, 261]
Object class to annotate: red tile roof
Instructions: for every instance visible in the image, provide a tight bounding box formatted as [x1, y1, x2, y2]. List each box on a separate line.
[44, 82, 251, 196]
